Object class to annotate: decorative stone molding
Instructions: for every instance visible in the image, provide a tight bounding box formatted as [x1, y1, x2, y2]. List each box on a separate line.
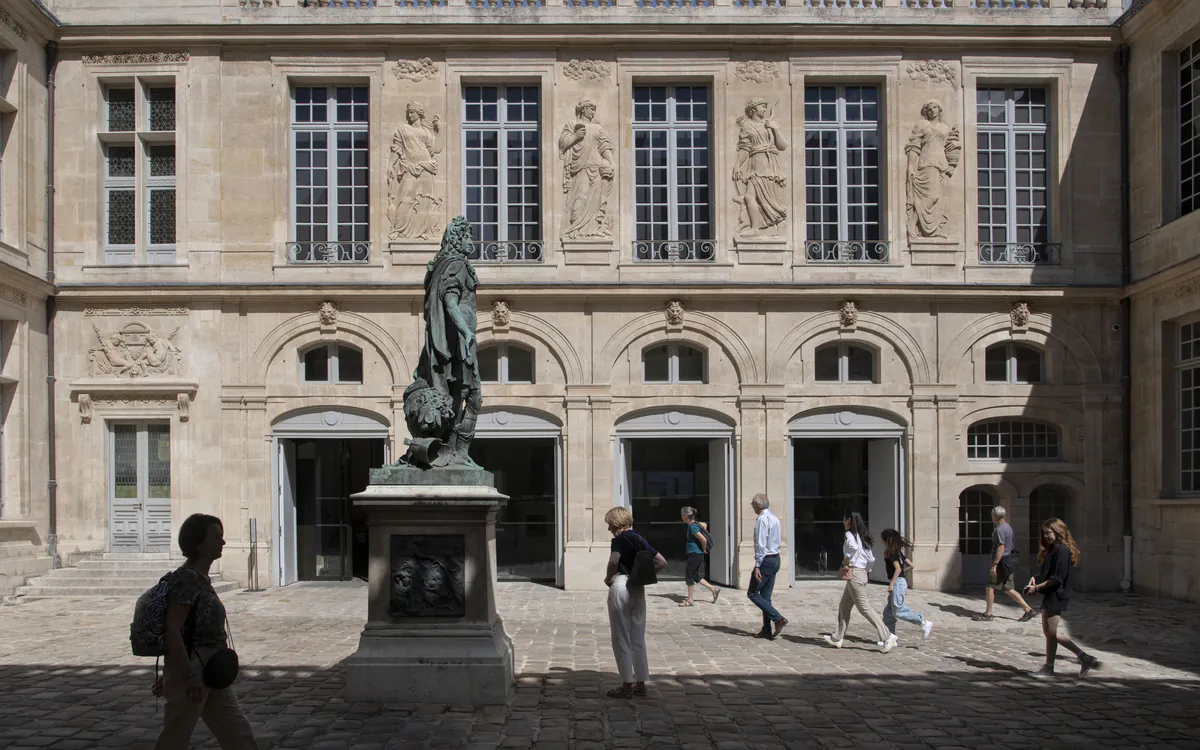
[839, 300, 858, 329]
[72, 379, 198, 423]
[239, 0, 279, 5]
[82, 53, 190, 65]
[491, 300, 511, 330]
[318, 301, 339, 327]
[735, 61, 780, 84]
[1152, 278, 1200, 306]
[0, 284, 28, 307]
[563, 59, 612, 82]
[93, 396, 176, 407]
[1010, 301, 1031, 329]
[84, 305, 188, 317]
[0, 7, 28, 41]
[906, 60, 958, 90]
[78, 394, 93, 424]
[393, 58, 438, 82]
[177, 393, 191, 423]
[89, 322, 183, 378]
[666, 300, 685, 328]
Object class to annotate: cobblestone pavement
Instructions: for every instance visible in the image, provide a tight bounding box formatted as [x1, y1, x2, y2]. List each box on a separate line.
[2, 580, 1200, 749]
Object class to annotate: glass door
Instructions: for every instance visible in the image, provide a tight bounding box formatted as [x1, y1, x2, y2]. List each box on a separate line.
[792, 438, 869, 578]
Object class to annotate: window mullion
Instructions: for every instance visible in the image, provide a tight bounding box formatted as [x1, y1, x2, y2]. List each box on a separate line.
[667, 91, 679, 242]
[1006, 94, 1018, 244]
[499, 104, 510, 245]
[836, 92, 850, 242]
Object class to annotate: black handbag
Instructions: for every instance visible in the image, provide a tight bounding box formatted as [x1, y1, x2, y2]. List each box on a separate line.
[194, 619, 239, 690]
[627, 549, 658, 587]
[998, 550, 1021, 577]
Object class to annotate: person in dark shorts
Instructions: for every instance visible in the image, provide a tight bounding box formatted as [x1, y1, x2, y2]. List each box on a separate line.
[973, 506, 1037, 623]
[1025, 518, 1100, 679]
[679, 507, 720, 606]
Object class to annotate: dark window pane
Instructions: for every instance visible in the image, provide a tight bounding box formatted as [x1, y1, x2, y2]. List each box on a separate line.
[107, 190, 136, 245]
[108, 88, 135, 132]
[985, 344, 1008, 383]
[304, 346, 329, 382]
[1013, 344, 1043, 384]
[337, 346, 363, 384]
[506, 346, 534, 384]
[643, 344, 670, 383]
[814, 345, 840, 382]
[846, 346, 874, 382]
[677, 345, 706, 383]
[149, 87, 176, 131]
[479, 346, 500, 384]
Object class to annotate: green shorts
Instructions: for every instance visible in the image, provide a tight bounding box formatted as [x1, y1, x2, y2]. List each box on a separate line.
[987, 570, 1015, 591]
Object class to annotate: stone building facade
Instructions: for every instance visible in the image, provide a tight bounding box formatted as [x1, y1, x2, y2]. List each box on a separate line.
[6, 0, 1138, 594]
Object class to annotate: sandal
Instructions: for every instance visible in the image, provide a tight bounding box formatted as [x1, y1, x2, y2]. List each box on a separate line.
[712, 590, 721, 605]
[678, 601, 694, 607]
[606, 686, 634, 699]
[972, 613, 994, 622]
[632, 684, 648, 697]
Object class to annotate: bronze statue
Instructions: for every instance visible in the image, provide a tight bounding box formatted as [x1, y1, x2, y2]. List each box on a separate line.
[401, 216, 482, 468]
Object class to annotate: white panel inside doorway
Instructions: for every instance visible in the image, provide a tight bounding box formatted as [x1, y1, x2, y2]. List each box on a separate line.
[707, 438, 734, 586]
[867, 439, 899, 583]
[278, 440, 298, 586]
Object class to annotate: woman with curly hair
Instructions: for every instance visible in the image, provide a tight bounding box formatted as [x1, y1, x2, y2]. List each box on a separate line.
[1024, 518, 1100, 679]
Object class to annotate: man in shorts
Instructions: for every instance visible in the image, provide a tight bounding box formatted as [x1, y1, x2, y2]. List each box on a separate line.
[973, 506, 1037, 623]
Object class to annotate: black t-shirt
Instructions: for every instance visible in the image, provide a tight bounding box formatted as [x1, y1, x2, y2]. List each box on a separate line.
[611, 530, 657, 575]
[1037, 543, 1073, 602]
[884, 552, 909, 580]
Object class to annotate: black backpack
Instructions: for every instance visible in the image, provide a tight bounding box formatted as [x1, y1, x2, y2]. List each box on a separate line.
[699, 524, 715, 555]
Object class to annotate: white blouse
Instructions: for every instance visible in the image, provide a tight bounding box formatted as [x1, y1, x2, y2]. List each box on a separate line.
[844, 531, 875, 570]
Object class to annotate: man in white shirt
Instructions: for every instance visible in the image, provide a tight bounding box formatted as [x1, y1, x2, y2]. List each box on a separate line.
[747, 493, 788, 639]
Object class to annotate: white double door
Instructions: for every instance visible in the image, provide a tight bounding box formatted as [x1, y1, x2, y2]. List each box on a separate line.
[109, 422, 173, 553]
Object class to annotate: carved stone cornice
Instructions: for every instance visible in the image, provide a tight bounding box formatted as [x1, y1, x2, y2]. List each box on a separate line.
[71, 378, 198, 423]
[735, 61, 780, 84]
[563, 59, 612, 82]
[0, 7, 28, 41]
[82, 53, 190, 65]
[84, 305, 188, 317]
[1152, 277, 1200, 306]
[0, 284, 28, 307]
[906, 60, 958, 90]
[393, 57, 438, 82]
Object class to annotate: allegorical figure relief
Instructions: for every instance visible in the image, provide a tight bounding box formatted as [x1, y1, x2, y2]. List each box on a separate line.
[733, 97, 789, 236]
[388, 102, 443, 241]
[89, 322, 182, 378]
[905, 100, 961, 241]
[558, 99, 615, 240]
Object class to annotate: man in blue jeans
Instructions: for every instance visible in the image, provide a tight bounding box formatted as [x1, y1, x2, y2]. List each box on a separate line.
[747, 493, 787, 639]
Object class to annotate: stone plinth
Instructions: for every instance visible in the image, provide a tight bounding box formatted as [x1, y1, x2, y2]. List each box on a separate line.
[347, 479, 513, 705]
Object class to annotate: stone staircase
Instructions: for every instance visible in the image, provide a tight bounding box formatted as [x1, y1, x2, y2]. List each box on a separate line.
[13, 553, 239, 599]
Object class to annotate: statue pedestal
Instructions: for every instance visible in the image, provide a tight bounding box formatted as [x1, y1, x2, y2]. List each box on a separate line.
[346, 476, 513, 705]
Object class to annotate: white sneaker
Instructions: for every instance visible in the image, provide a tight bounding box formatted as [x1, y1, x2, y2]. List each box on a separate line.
[921, 621, 934, 641]
[822, 634, 843, 649]
[881, 633, 899, 654]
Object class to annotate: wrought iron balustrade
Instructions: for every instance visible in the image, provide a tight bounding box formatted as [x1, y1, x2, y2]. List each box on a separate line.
[806, 240, 890, 264]
[469, 241, 544, 263]
[286, 241, 371, 265]
[633, 240, 716, 263]
[978, 242, 1061, 265]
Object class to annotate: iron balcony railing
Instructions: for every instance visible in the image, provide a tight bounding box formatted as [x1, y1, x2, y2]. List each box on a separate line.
[286, 241, 371, 265]
[978, 242, 1061, 265]
[633, 240, 717, 263]
[469, 241, 544, 263]
[806, 240, 890, 264]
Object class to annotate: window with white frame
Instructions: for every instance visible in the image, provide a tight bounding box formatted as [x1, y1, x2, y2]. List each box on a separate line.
[633, 85, 713, 262]
[813, 343, 876, 383]
[301, 343, 364, 384]
[479, 343, 535, 384]
[102, 82, 177, 264]
[1181, 39, 1200, 216]
[642, 343, 706, 384]
[976, 87, 1055, 264]
[984, 342, 1043, 384]
[291, 85, 370, 264]
[1178, 321, 1200, 492]
[463, 85, 542, 262]
[804, 85, 885, 263]
[966, 419, 1060, 461]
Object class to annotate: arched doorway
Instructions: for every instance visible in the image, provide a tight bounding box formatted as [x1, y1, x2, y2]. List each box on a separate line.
[959, 485, 998, 586]
[1028, 484, 1071, 573]
[273, 409, 389, 586]
[613, 410, 735, 586]
[787, 408, 907, 583]
[471, 409, 563, 586]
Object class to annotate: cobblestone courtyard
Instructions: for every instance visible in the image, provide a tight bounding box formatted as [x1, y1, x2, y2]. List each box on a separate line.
[2, 581, 1199, 750]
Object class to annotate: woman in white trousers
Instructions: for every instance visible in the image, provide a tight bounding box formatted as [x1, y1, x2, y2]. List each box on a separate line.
[603, 506, 666, 698]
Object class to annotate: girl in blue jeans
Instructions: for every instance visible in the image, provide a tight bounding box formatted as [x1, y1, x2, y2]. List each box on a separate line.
[880, 529, 933, 642]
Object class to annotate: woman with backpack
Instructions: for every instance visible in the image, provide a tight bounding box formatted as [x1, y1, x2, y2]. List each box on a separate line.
[879, 529, 933, 642]
[1025, 518, 1101, 679]
[823, 511, 897, 654]
[604, 506, 667, 698]
[679, 506, 720, 606]
[153, 513, 258, 750]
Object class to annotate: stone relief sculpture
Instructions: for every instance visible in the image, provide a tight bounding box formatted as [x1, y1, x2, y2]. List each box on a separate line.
[491, 300, 511, 329]
[392, 58, 439, 82]
[839, 300, 859, 329]
[666, 300, 685, 327]
[319, 301, 339, 326]
[389, 535, 466, 618]
[733, 98, 788, 236]
[1011, 301, 1031, 329]
[559, 100, 615, 241]
[563, 59, 612, 82]
[388, 103, 443, 241]
[905, 100, 961, 241]
[89, 322, 183, 378]
[400, 217, 482, 468]
[734, 61, 780, 84]
[906, 60, 958, 90]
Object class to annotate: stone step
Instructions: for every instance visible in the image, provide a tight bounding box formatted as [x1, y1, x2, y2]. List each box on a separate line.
[13, 580, 239, 599]
[102, 552, 171, 561]
[27, 575, 170, 589]
[74, 560, 181, 571]
[43, 567, 174, 579]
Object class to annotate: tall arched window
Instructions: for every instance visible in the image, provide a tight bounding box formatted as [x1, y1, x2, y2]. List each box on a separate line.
[1028, 484, 1070, 552]
[985, 342, 1043, 384]
[814, 343, 876, 383]
[479, 343, 535, 385]
[958, 486, 996, 557]
[642, 343, 707, 384]
[301, 343, 363, 384]
[966, 419, 1060, 461]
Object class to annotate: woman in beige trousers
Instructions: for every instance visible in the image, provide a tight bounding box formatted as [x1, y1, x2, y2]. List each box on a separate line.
[153, 513, 259, 750]
[823, 511, 898, 654]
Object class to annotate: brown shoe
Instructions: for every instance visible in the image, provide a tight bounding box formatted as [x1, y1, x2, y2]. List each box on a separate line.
[770, 618, 788, 640]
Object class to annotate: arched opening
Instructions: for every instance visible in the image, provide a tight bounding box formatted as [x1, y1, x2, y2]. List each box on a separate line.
[1028, 483, 1071, 572]
[984, 342, 1044, 384]
[614, 409, 735, 586]
[787, 408, 906, 583]
[273, 408, 389, 586]
[470, 409, 562, 586]
[959, 485, 999, 586]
